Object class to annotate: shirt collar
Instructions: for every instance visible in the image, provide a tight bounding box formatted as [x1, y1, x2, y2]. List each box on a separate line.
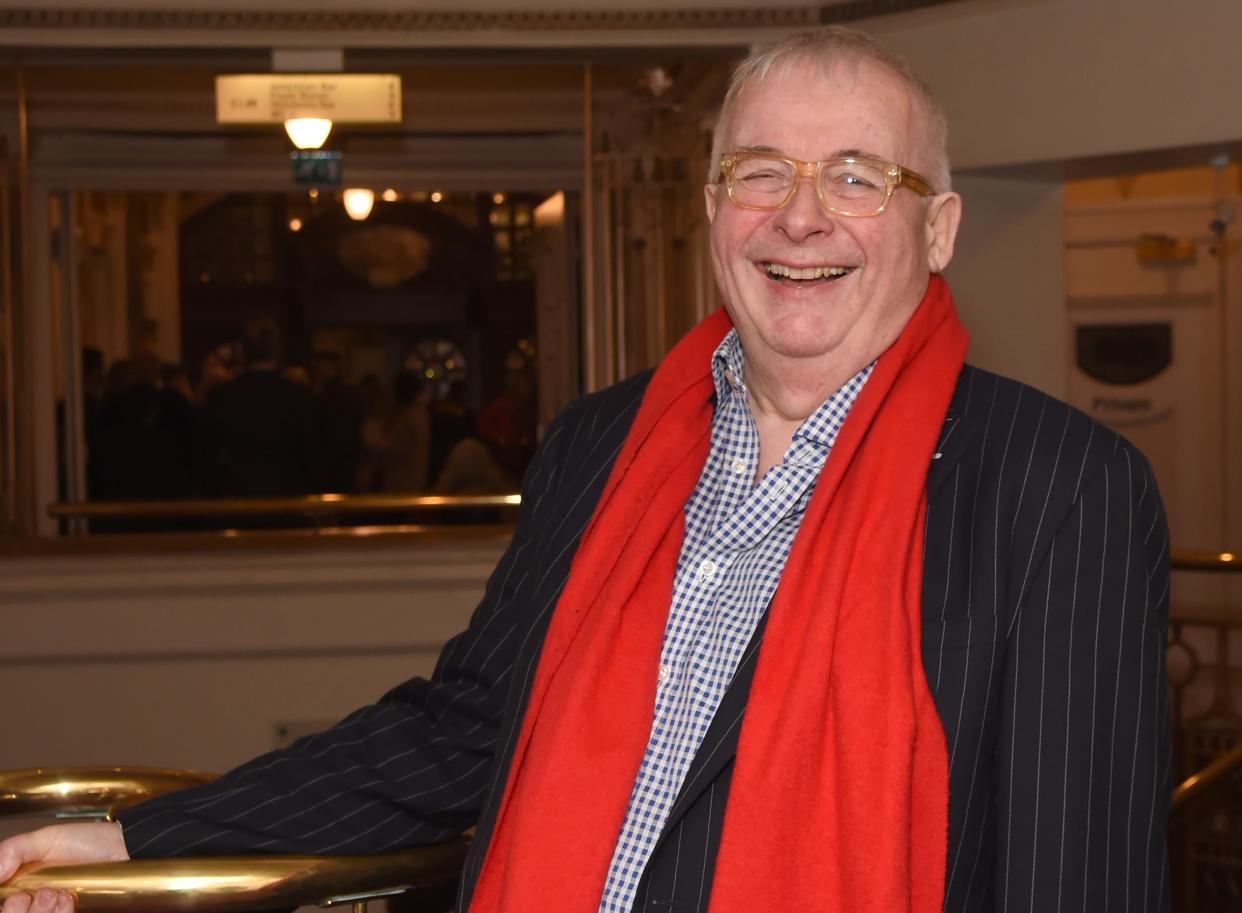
[709, 328, 872, 451]
[711, 329, 746, 402]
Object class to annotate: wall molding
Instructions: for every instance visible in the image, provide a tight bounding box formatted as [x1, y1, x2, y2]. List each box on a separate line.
[3, 7, 814, 33]
[0, 1, 962, 39]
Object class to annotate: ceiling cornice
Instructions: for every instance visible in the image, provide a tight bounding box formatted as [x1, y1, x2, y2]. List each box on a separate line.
[0, 1, 967, 48]
[3, 7, 818, 33]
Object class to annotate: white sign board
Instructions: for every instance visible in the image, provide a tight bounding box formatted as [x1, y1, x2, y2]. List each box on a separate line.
[216, 74, 401, 124]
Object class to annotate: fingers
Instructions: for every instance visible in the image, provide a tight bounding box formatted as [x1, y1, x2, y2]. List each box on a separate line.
[1, 891, 74, 913]
[0, 890, 32, 913]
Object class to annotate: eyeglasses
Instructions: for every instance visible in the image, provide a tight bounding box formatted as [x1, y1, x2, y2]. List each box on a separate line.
[717, 151, 935, 217]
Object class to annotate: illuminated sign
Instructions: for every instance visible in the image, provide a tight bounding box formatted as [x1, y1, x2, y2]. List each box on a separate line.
[216, 74, 401, 124]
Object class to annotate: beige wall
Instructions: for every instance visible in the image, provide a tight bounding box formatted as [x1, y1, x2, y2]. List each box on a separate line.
[0, 538, 505, 772]
[944, 174, 1066, 397]
[869, 0, 1242, 170]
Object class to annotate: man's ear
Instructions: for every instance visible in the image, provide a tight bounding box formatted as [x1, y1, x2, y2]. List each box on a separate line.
[704, 183, 720, 223]
[924, 191, 962, 273]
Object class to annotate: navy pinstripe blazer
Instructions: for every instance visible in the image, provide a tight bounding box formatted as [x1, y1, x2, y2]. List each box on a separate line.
[118, 364, 1172, 913]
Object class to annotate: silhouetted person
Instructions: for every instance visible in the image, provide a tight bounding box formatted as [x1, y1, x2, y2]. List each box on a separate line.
[427, 380, 473, 484]
[310, 351, 363, 493]
[88, 350, 195, 530]
[157, 363, 196, 491]
[81, 347, 105, 450]
[198, 318, 317, 498]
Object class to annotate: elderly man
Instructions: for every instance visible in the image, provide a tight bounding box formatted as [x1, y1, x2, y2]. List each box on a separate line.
[0, 26, 1170, 913]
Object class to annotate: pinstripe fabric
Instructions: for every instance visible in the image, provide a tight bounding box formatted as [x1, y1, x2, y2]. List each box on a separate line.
[117, 364, 1171, 913]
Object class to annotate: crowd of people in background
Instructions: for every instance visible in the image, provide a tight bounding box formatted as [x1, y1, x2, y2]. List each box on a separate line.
[73, 318, 536, 508]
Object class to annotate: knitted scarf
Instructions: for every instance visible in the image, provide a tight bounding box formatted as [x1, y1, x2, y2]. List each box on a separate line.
[468, 275, 968, 913]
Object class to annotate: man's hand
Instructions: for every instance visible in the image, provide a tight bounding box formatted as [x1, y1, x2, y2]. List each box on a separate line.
[0, 822, 129, 913]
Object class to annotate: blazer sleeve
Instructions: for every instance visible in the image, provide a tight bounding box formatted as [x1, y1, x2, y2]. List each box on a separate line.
[115, 411, 574, 858]
[994, 442, 1172, 912]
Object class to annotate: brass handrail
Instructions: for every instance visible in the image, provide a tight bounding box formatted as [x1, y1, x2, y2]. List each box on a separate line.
[1169, 742, 1242, 819]
[46, 491, 1242, 567]
[0, 841, 469, 913]
[44, 493, 1242, 568]
[1170, 548, 1239, 573]
[0, 767, 465, 912]
[0, 767, 216, 818]
[48, 493, 521, 520]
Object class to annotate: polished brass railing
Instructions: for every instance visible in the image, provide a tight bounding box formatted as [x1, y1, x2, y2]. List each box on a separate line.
[1171, 548, 1240, 573]
[0, 766, 215, 818]
[49, 493, 520, 521]
[0, 845, 468, 913]
[51, 497, 1242, 563]
[0, 767, 466, 913]
[1166, 547, 1241, 911]
[1171, 741, 1242, 818]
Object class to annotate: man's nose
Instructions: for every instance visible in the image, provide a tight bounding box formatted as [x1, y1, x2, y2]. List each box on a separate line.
[773, 176, 835, 240]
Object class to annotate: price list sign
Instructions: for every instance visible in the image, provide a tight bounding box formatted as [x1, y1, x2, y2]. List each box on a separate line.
[216, 74, 401, 124]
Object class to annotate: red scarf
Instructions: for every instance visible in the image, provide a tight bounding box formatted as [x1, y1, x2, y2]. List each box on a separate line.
[469, 275, 968, 913]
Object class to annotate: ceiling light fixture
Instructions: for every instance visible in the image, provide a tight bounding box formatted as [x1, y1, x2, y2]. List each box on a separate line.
[343, 188, 375, 221]
[284, 117, 333, 150]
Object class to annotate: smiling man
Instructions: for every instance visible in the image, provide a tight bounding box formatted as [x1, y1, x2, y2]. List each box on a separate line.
[1, 26, 1170, 913]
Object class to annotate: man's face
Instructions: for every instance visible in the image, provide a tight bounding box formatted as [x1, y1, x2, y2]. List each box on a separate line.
[704, 58, 961, 378]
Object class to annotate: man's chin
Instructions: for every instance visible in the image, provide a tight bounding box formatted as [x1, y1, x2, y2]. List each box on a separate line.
[748, 326, 851, 364]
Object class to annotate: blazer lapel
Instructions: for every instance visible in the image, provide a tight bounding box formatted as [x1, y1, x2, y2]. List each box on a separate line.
[650, 613, 766, 852]
[927, 412, 973, 497]
[927, 367, 982, 497]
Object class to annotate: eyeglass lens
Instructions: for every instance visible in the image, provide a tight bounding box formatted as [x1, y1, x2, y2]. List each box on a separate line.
[730, 156, 889, 213]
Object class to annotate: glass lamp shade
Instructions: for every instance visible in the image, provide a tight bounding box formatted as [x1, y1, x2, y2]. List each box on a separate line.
[342, 188, 375, 221]
[284, 117, 333, 150]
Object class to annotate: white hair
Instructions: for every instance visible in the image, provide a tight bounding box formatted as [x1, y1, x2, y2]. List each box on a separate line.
[708, 26, 951, 194]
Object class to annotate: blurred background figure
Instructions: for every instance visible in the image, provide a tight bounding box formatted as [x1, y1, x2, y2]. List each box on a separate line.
[355, 373, 393, 492]
[195, 344, 237, 403]
[432, 435, 510, 495]
[90, 346, 193, 505]
[427, 379, 473, 486]
[372, 370, 430, 493]
[476, 351, 536, 483]
[197, 316, 318, 497]
[283, 364, 311, 387]
[310, 350, 363, 493]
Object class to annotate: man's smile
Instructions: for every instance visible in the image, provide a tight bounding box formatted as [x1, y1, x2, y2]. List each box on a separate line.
[761, 261, 857, 286]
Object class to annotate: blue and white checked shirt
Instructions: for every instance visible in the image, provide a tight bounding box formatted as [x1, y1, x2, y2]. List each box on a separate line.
[598, 330, 872, 912]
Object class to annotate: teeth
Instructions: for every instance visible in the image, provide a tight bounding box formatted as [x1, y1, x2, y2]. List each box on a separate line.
[764, 263, 851, 281]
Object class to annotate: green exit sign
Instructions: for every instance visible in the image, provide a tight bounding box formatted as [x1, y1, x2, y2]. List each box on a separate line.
[291, 150, 342, 186]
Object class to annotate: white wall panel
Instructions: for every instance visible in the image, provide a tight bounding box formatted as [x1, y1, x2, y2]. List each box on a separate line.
[0, 537, 506, 773]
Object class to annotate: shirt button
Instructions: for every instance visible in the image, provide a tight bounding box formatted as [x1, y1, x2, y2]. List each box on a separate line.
[658, 664, 670, 683]
[698, 559, 717, 580]
[730, 457, 747, 475]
